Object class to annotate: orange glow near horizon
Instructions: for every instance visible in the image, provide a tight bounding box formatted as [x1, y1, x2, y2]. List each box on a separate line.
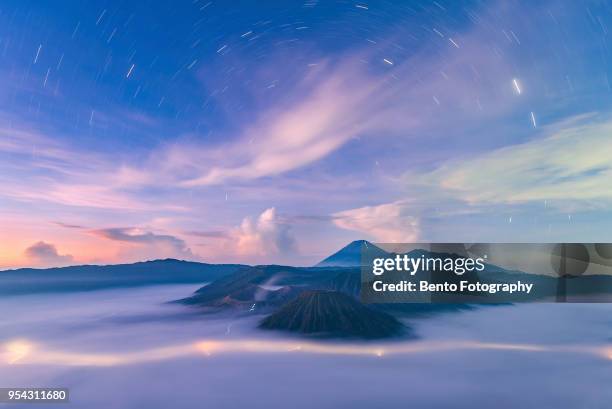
[0, 234, 123, 269]
[0, 218, 179, 269]
[2, 338, 611, 367]
[5, 340, 33, 364]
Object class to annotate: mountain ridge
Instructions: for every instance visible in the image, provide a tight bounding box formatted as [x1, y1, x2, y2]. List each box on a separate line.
[0, 258, 247, 295]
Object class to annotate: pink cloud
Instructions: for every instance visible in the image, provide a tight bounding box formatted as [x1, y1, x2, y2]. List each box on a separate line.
[189, 208, 298, 264]
[333, 202, 419, 242]
[232, 208, 296, 257]
[23, 241, 73, 266]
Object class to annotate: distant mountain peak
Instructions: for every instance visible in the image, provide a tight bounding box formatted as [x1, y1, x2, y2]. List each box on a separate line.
[315, 240, 386, 267]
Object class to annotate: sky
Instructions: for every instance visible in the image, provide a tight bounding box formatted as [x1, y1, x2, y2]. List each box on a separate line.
[1, 0, 612, 268]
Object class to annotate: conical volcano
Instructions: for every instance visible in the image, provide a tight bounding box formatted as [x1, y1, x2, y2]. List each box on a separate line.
[315, 240, 388, 267]
[259, 290, 405, 339]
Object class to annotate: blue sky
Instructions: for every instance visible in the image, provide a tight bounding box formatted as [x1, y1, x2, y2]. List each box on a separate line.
[1, 0, 612, 268]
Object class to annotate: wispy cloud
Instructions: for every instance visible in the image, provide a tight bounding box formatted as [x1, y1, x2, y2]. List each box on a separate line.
[0, 120, 159, 210]
[412, 115, 612, 208]
[152, 24, 518, 188]
[1, 11, 520, 209]
[183, 230, 229, 239]
[161, 61, 387, 186]
[91, 228, 194, 260]
[2, 183, 154, 211]
[335, 116, 612, 244]
[3, 0, 604, 266]
[54, 221, 86, 229]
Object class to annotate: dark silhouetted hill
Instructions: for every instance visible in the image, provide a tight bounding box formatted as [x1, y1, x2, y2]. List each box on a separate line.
[178, 266, 303, 310]
[0, 259, 245, 295]
[259, 290, 406, 339]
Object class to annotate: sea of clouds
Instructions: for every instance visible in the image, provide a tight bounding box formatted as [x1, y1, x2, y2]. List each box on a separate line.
[1, 284, 611, 409]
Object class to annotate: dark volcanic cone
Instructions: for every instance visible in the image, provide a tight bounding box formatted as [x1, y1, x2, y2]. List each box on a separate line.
[259, 290, 406, 339]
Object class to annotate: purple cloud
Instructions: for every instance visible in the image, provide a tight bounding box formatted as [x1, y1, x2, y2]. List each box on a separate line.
[24, 241, 73, 266]
[91, 228, 194, 260]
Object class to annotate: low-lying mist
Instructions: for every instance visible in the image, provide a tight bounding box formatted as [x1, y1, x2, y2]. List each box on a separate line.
[1, 284, 611, 408]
